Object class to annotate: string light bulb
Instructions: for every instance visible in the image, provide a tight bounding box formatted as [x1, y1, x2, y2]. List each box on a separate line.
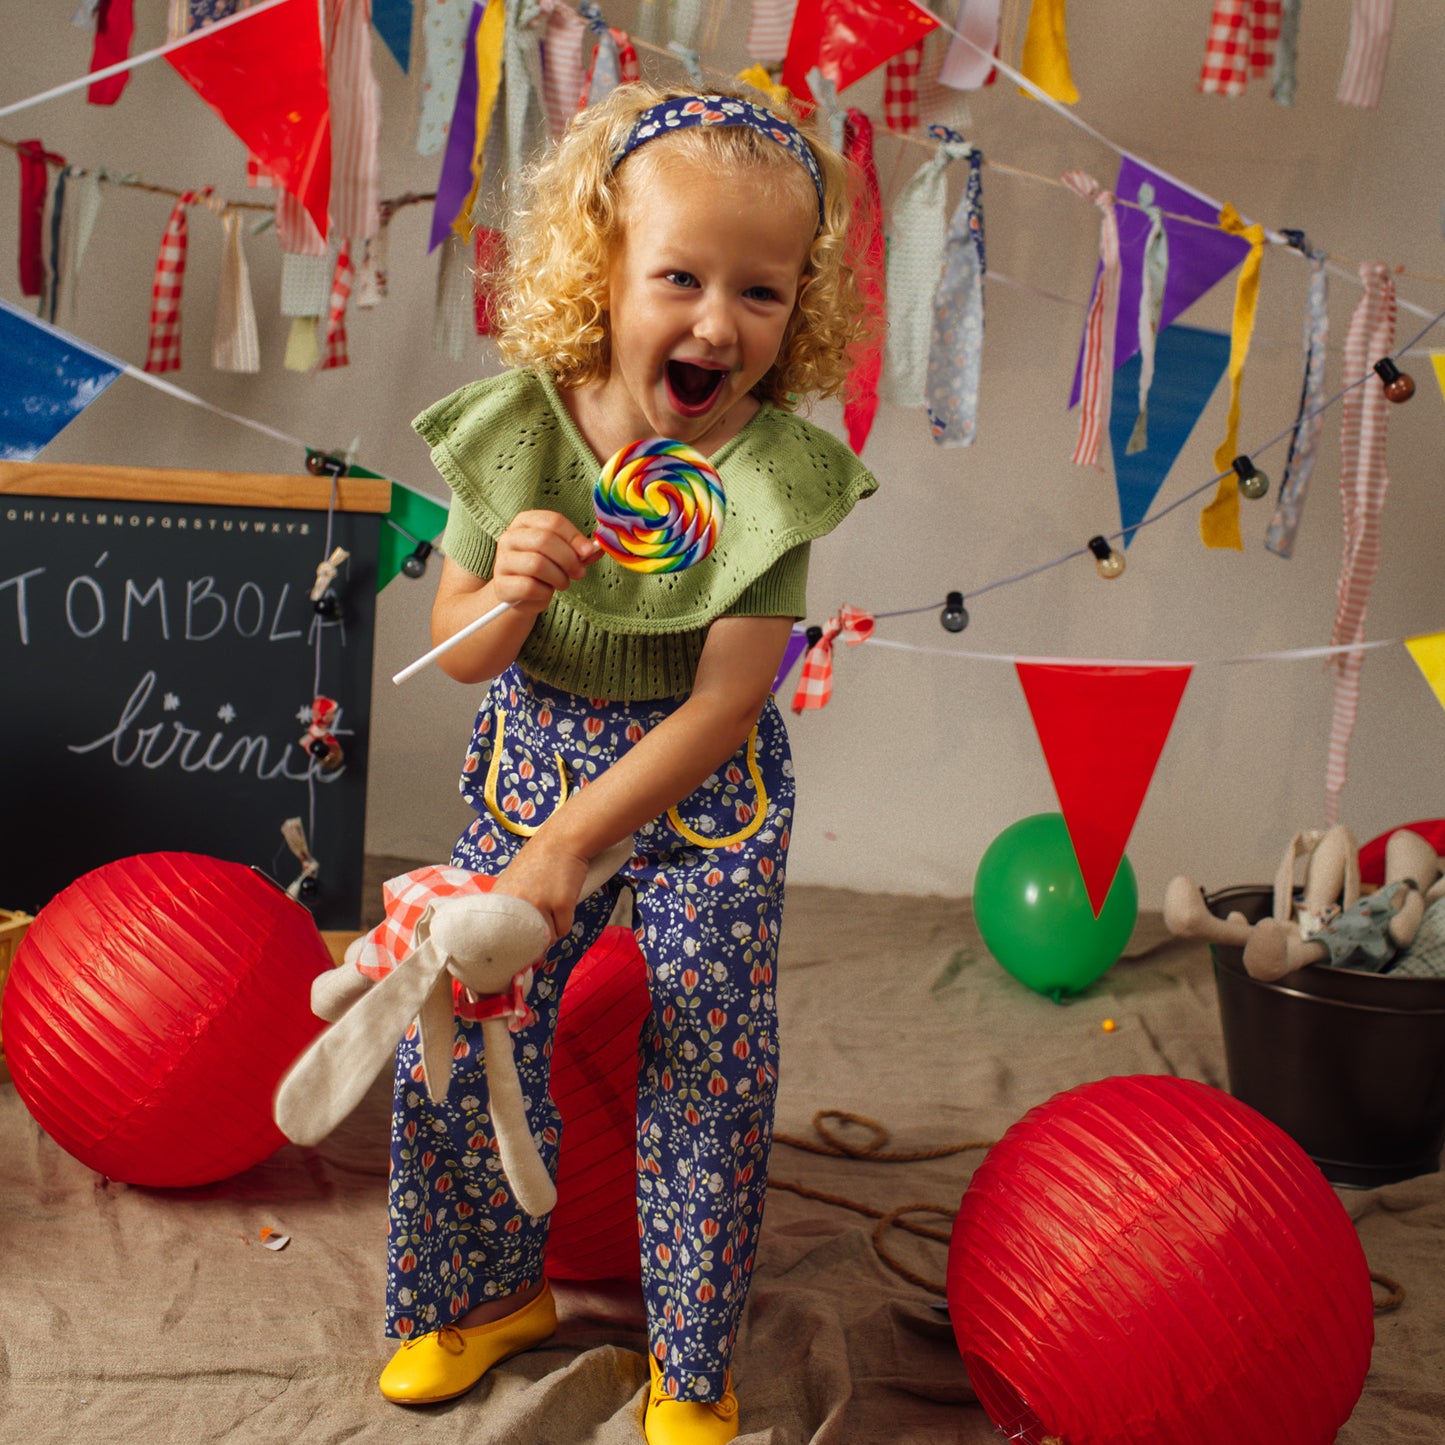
[401, 540, 433, 579]
[1231, 455, 1270, 500]
[940, 591, 970, 633]
[1087, 535, 1125, 580]
[1374, 357, 1415, 403]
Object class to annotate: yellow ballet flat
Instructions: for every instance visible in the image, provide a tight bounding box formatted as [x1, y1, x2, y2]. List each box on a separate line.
[378, 1283, 557, 1405]
[644, 1352, 739, 1445]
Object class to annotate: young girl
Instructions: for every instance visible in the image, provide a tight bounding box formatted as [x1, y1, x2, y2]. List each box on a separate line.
[381, 84, 877, 1444]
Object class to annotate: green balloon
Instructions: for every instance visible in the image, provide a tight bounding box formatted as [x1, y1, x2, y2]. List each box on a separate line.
[973, 812, 1138, 1001]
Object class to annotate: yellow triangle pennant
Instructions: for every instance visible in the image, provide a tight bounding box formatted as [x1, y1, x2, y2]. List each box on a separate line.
[1405, 631, 1445, 713]
[1430, 353, 1445, 405]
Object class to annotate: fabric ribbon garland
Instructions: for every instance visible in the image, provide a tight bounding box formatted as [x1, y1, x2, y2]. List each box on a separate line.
[454, 0, 506, 243]
[1020, 0, 1079, 103]
[1198, 0, 1282, 97]
[842, 109, 885, 456]
[356, 201, 393, 308]
[884, 43, 923, 134]
[1272, 0, 1302, 104]
[418, 0, 472, 157]
[320, 246, 354, 370]
[1266, 245, 1329, 557]
[87, 0, 136, 104]
[540, 2, 588, 138]
[884, 132, 971, 410]
[745, 0, 795, 64]
[926, 140, 985, 447]
[1126, 181, 1169, 454]
[503, 0, 549, 181]
[1199, 202, 1265, 550]
[791, 606, 875, 714]
[144, 187, 212, 374]
[1337, 0, 1395, 110]
[1324, 262, 1396, 824]
[212, 209, 260, 372]
[43, 167, 70, 324]
[17, 140, 64, 299]
[1061, 169, 1119, 471]
[326, 0, 381, 245]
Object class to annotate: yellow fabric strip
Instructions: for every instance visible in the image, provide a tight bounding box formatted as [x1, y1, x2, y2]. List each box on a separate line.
[454, 0, 507, 244]
[1020, 0, 1079, 104]
[737, 62, 791, 112]
[1200, 202, 1265, 551]
[283, 314, 320, 372]
[1406, 631, 1445, 713]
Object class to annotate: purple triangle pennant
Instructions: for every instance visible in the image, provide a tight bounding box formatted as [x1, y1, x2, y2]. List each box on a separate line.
[1070, 156, 1251, 408]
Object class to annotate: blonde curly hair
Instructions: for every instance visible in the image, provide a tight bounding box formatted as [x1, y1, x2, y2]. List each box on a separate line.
[489, 82, 867, 409]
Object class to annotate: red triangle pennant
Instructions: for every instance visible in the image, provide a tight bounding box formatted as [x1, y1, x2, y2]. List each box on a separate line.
[166, 0, 331, 238]
[1015, 661, 1192, 916]
[783, 0, 939, 102]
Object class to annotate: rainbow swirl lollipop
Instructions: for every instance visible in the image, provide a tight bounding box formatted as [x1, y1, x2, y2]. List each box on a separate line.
[593, 438, 725, 574]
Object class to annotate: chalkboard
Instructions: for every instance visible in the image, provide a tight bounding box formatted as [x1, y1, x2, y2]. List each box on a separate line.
[0, 462, 390, 930]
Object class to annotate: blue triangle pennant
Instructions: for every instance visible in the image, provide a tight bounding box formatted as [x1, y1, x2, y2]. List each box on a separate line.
[0, 300, 123, 461]
[1109, 325, 1231, 546]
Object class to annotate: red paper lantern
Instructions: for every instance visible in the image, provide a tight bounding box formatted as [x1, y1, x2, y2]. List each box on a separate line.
[547, 923, 650, 1281]
[948, 1075, 1374, 1445]
[2, 853, 331, 1188]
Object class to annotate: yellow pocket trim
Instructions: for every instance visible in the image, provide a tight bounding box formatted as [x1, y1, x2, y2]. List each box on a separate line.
[483, 708, 569, 837]
[667, 727, 768, 849]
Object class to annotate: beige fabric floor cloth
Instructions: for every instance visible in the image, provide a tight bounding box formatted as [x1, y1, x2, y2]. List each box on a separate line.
[2, 883, 1442, 1443]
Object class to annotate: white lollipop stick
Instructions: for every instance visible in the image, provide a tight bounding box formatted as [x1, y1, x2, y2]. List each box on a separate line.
[391, 599, 514, 685]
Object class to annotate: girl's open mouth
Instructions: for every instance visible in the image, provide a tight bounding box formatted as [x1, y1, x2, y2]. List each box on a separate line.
[665, 360, 728, 417]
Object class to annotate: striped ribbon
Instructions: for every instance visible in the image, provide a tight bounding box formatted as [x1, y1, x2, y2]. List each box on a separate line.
[144, 187, 211, 374]
[884, 43, 924, 135]
[745, 0, 796, 64]
[1324, 262, 1396, 823]
[326, 0, 381, 243]
[1337, 0, 1395, 109]
[320, 246, 355, 370]
[1126, 181, 1169, 455]
[791, 606, 875, 714]
[842, 109, 885, 456]
[926, 144, 985, 448]
[212, 209, 261, 372]
[1265, 248, 1329, 557]
[1062, 169, 1119, 471]
[540, 2, 587, 138]
[1200, 202, 1265, 550]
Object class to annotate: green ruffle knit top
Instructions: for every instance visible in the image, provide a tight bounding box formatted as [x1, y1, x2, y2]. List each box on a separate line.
[414, 370, 877, 700]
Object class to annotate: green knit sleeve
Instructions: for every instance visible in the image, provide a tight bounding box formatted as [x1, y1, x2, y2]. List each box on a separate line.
[726, 543, 810, 619]
[441, 498, 496, 580]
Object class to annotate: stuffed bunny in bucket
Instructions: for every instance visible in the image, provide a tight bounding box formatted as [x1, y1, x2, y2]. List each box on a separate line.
[1165, 825, 1445, 982]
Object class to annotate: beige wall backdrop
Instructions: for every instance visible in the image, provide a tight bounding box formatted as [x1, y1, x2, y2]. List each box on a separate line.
[3, 2, 1444, 906]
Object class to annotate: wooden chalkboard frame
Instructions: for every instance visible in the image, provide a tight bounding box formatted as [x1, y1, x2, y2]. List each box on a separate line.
[0, 462, 390, 931]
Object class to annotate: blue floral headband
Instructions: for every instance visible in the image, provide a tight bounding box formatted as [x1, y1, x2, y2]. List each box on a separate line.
[612, 95, 827, 227]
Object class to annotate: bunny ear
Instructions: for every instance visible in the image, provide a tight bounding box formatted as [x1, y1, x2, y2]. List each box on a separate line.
[273, 937, 451, 1146]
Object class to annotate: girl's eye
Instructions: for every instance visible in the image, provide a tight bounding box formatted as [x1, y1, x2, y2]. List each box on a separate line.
[665, 271, 699, 288]
[744, 286, 780, 303]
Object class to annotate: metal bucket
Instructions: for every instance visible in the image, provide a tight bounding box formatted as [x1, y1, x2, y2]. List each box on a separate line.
[1209, 884, 1445, 1187]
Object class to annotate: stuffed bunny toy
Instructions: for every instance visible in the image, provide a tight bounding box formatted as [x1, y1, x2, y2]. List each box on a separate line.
[274, 842, 630, 1217]
[1165, 825, 1445, 982]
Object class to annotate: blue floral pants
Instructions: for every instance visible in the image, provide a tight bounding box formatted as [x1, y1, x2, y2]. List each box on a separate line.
[386, 666, 792, 1401]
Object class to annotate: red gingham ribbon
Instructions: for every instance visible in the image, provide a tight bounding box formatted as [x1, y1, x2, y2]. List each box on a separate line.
[352, 864, 541, 1030]
[791, 606, 875, 714]
[842, 109, 885, 455]
[144, 187, 212, 374]
[1198, 0, 1281, 96]
[17, 140, 64, 297]
[884, 43, 923, 134]
[1324, 262, 1395, 822]
[1062, 170, 1119, 470]
[320, 245, 354, 370]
